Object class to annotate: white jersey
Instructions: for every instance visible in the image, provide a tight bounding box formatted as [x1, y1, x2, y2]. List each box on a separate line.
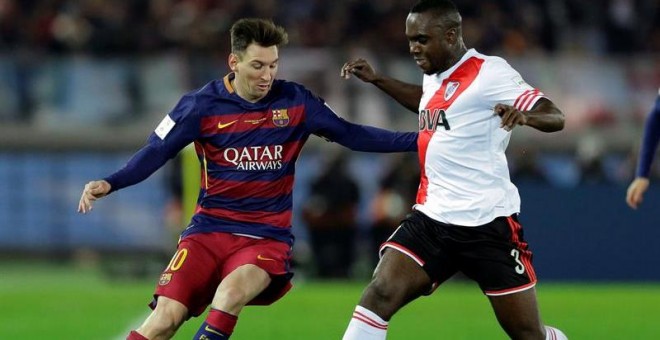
[413, 49, 546, 226]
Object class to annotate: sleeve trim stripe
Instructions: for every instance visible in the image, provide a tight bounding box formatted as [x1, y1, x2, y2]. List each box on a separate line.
[515, 89, 545, 111]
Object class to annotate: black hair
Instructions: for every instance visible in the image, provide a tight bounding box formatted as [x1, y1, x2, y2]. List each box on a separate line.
[230, 18, 289, 54]
[410, 0, 462, 31]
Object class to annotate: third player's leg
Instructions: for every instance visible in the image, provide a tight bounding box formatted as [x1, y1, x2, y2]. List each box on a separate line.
[487, 287, 546, 340]
[358, 248, 432, 321]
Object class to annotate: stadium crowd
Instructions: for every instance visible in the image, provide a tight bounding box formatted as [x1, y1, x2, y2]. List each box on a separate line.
[0, 0, 658, 56]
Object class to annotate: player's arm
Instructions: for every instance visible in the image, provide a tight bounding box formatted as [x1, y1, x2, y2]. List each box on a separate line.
[324, 117, 418, 153]
[496, 98, 564, 132]
[305, 96, 417, 152]
[77, 143, 172, 213]
[341, 58, 422, 114]
[626, 93, 660, 209]
[78, 95, 200, 213]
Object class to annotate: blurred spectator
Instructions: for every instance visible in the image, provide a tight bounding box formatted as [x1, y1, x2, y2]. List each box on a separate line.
[508, 145, 548, 183]
[301, 152, 360, 278]
[0, 0, 655, 56]
[575, 132, 611, 184]
[368, 154, 419, 267]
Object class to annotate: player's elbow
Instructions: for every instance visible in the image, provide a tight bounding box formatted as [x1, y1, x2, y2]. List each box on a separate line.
[551, 111, 565, 132]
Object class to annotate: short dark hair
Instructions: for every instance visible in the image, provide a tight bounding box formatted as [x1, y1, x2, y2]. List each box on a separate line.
[410, 0, 461, 30]
[230, 18, 289, 55]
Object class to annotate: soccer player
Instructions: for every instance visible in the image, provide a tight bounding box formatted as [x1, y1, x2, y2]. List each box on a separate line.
[339, 1, 568, 339]
[78, 18, 417, 340]
[626, 88, 660, 209]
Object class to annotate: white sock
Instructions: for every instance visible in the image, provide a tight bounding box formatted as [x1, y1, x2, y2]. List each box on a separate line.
[545, 326, 568, 340]
[342, 305, 389, 340]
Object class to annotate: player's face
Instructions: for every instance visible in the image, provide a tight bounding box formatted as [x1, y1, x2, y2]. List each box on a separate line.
[229, 43, 279, 102]
[406, 12, 453, 75]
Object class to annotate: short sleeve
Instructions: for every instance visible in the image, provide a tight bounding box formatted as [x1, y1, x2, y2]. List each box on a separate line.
[479, 58, 546, 112]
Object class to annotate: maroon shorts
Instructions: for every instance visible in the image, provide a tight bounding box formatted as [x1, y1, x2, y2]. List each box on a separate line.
[151, 232, 293, 316]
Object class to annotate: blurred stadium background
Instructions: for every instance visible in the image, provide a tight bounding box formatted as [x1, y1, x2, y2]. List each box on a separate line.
[0, 0, 659, 339]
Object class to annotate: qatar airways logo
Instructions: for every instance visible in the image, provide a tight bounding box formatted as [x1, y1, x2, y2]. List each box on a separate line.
[223, 145, 283, 171]
[419, 109, 451, 131]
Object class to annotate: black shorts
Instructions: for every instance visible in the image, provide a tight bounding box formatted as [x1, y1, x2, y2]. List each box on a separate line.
[380, 210, 537, 296]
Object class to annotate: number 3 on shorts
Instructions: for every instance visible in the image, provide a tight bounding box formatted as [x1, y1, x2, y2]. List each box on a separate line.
[166, 248, 189, 272]
[510, 249, 525, 274]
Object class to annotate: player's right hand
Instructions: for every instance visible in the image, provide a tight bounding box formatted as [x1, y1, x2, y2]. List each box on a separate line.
[78, 180, 111, 213]
[626, 177, 650, 209]
[341, 58, 378, 83]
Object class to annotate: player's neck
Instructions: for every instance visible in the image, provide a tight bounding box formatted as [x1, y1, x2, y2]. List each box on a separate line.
[231, 78, 259, 103]
[443, 45, 468, 73]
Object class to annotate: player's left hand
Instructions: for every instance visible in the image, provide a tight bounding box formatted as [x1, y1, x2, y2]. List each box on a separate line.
[494, 103, 527, 131]
[340, 58, 378, 83]
[78, 180, 111, 214]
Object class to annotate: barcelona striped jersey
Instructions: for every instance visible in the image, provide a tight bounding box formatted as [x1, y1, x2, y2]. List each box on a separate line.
[104, 73, 417, 245]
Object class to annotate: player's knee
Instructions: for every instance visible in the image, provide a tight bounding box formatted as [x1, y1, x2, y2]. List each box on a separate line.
[214, 285, 250, 310]
[363, 277, 405, 311]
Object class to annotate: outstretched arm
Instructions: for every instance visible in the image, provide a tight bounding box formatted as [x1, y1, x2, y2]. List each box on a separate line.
[341, 58, 422, 114]
[305, 101, 417, 153]
[495, 98, 564, 132]
[77, 142, 172, 213]
[329, 119, 418, 153]
[77, 95, 200, 214]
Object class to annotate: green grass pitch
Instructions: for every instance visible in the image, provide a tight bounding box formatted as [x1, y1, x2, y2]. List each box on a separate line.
[1, 262, 659, 339]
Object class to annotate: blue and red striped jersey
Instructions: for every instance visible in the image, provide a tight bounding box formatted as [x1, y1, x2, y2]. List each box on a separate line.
[105, 73, 417, 245]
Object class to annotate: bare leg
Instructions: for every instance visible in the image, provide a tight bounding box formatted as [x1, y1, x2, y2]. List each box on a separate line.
[488, 287, 545, 340]
[136, 296, 188, 340]
[358, 248, 432, 320]
[211, 264, 271, 314]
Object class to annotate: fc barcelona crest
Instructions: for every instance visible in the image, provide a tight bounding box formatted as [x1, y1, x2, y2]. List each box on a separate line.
[272, 109, 290, 127]
[159, 273, 172, 286]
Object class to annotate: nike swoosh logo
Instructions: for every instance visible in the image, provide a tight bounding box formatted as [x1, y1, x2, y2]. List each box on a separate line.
[217, 120, 238, 129]
[257, 254, 276, 261]
[205, 325, 223, 336]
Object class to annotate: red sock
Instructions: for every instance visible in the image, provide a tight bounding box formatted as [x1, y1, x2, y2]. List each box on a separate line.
[126, 330, 148, 340]
[207, 309, 238, 336]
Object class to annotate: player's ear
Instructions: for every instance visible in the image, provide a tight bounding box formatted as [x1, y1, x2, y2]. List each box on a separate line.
[228, 53, 239, 72]
[446, 27, 457, 45]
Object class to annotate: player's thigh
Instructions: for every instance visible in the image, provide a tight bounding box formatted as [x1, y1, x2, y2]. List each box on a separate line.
[220, 237, 294, 306]
[374, 247, 432, 295]
[378, 210, 458, 293]
[154, 235, 222, 316]
[212, 264, 271, 307]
